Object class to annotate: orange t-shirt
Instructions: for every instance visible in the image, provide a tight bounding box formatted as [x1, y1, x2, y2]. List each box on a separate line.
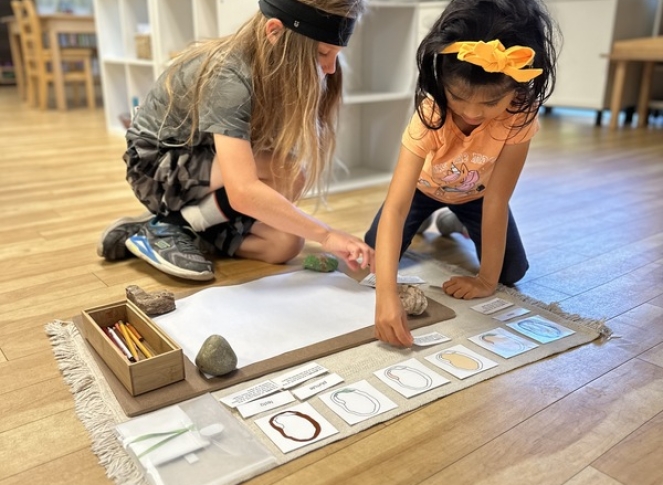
[402, 104, 539, 204]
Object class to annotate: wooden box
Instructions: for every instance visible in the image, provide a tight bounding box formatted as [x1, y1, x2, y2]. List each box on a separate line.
[134, 34, 152, 60]
[80, 300, 184, 396]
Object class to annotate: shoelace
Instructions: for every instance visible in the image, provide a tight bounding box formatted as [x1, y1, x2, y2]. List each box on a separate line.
[153, 222, 201, 255]
[172, 232, 201, 255]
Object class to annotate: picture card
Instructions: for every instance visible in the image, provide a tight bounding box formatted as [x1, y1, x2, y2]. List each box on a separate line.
[272, 362, 328, 390]
[237, 391, 296, 419]
[292, 373, 344, 401]
[255, 402, 338, 453]
[319, 380, 397, 425]
[468, 327, 538, 358]
[374, 358, 450, 398]
[425, 344, 498, 379]
[470, 297, 514, 315]
[413, 331, 451, 347]
[507, 315, 575, 343]
[492, 306, 531, 322]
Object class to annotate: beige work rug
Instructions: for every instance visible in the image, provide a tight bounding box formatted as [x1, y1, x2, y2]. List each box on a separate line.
[46, 252, 609, 485]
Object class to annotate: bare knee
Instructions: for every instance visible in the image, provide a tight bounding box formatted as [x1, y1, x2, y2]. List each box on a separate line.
[237, 224, 305, 264]
[259, 232, 304, 264]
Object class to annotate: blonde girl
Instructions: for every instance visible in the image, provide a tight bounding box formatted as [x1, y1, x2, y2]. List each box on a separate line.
[98, 0, 374, 281]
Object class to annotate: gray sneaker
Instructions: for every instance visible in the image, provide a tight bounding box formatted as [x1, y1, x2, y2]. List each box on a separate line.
[125, 218, 214, 281]
[97, 212, 153, 261]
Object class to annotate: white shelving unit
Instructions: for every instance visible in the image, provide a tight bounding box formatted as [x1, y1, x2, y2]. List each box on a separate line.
[544, 0, 659, 119]
[92, 0, 448, 192]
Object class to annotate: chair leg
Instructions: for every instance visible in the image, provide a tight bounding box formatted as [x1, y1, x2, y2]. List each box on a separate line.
[84, 58, 95, 109]
[72, 82, 81, 107]
[38, 77, 49, 110]
[26, 76, 36, 107]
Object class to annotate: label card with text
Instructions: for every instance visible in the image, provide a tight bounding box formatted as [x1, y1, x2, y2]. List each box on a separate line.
[413, 331, 451, 347]
[292, 373, 344, 401]
[237, 391, 296, 419]
[492, 306, 531, 322]
[360, 273, 426, 287]
[470, 297, 514, 315]
[219, 380, 280, 408]
[272, 362, 328, 390]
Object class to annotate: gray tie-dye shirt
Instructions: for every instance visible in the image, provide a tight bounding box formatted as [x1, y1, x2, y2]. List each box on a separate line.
[127, 52, 252, 147]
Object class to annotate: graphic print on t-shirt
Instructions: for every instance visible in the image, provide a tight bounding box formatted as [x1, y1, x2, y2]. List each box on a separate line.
[419, 152, 495, 202]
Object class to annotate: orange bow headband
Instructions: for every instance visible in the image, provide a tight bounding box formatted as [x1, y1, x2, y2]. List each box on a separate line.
[440, 40, 543, 83]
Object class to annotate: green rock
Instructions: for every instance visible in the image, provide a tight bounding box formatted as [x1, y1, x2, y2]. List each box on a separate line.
[303, 254, 339, 272]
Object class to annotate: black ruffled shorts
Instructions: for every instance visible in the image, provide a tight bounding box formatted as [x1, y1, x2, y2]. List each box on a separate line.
[123, 135, 254, 257]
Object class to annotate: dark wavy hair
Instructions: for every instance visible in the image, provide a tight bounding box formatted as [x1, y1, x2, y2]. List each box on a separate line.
[415, 0, 559, 130]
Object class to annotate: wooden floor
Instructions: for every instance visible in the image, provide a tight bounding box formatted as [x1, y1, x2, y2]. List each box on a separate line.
[1, 85, 662, 485]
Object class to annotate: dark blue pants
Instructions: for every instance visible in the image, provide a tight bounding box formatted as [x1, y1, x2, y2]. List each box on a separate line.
[364, 189, 529, 285]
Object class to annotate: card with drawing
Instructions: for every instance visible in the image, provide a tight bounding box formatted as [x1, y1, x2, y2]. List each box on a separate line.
[468, 327, 538, 358]
[507, 315, 575, 343]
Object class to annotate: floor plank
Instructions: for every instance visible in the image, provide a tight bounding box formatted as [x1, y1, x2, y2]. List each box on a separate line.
[563, 467, 625, 485]
[592, 410, 663, 485]
[418, 358, 663, 485]
[1, 86, 662, 485]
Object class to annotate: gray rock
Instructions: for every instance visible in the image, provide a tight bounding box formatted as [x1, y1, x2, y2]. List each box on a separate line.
[126, 285, 176, 316]
[195, 335, 238, 376]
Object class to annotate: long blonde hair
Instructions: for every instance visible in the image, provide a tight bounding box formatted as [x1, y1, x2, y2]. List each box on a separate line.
[163, 0, 367, 200]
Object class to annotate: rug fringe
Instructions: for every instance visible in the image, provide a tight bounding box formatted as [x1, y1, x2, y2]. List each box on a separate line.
[404, 251, 612, 341]
[498, 286, 611, 340]
[45, 320, 147, 485]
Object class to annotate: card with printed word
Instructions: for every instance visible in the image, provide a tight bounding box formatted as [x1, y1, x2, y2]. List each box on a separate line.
[470, 297, 514, 315]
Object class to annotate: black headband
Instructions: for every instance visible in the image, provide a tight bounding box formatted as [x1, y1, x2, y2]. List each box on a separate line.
[258, 0, 356, 47]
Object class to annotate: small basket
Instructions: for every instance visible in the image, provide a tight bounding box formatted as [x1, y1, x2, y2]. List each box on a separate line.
[135, 34, 152, 60]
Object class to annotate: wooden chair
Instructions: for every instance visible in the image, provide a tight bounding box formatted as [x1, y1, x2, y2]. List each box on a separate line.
[11, 0, 96, 110]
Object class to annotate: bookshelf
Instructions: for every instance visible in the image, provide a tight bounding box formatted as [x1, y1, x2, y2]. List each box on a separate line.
[92, 0, 449, 192]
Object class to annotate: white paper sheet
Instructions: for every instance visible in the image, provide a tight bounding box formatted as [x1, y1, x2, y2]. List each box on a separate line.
[153, 271, 376, 369]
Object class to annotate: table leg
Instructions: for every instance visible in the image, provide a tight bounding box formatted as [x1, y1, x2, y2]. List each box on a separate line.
[637, 62, 654, 128]
[609, 60, 627, 130]
[48, 28, 66, 110]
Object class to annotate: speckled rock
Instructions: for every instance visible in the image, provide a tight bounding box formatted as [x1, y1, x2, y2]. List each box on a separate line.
[195, 335, 238, 376]
[398, 284, 428, 316]
[126, 285, 176, 316]
[303, 254, 339, 272]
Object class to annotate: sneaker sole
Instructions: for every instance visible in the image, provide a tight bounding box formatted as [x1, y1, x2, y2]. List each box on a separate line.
[96, 211, 154, 259]
[125, 235, 215, 282]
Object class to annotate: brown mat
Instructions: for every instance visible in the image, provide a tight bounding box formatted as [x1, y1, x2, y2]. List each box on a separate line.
[72, 297, 455, 417]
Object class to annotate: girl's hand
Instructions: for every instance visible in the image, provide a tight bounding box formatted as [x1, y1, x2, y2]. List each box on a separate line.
[442, 275, 496, 300]
[375, 293, 413, 348]
[321, 230, 375, 271]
